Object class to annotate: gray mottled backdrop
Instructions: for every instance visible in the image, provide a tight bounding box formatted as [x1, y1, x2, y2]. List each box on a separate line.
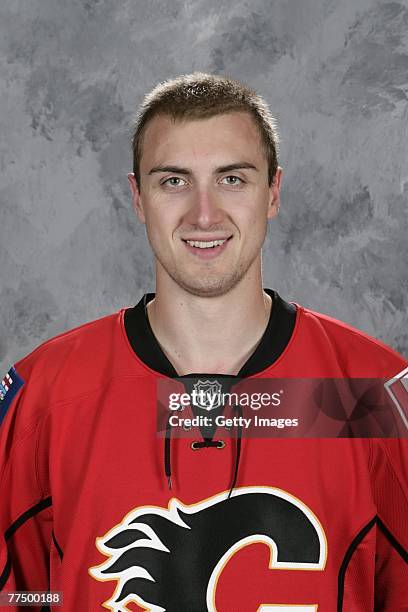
[1, 0, 407, 373]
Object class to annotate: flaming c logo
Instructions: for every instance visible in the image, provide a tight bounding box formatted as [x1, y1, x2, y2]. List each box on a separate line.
[89, 486, 327, 611]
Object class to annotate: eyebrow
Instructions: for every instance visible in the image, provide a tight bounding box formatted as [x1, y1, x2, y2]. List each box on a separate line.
[147, 162, 259, 175]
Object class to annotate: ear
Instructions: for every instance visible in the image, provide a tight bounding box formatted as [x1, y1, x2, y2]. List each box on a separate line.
[127, 173, 146, 224]
[267, 167, 282, 220]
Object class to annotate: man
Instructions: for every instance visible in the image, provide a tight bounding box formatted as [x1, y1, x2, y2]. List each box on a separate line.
[0, 73, 407, 611]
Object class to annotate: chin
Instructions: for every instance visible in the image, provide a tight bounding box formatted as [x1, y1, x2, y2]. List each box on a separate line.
[175, 272, 243, 298]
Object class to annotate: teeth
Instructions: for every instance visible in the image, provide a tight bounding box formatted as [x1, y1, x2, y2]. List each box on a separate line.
[186, 239, 227, 249]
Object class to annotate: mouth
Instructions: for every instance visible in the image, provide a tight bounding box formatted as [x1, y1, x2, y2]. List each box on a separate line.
[181, 236, 233, 259]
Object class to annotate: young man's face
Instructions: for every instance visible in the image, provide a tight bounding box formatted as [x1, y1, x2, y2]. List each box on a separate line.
[128, 111, 281, 297]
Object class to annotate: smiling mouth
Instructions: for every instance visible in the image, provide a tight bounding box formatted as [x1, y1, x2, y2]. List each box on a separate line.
[181, 235, 233, 259]
[182, 236, 233, 249]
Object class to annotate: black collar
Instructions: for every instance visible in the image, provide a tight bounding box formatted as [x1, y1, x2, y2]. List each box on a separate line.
[124, 288, 296, 377]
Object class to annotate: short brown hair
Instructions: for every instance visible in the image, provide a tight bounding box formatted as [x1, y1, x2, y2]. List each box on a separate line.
[131, 72, 279, 186]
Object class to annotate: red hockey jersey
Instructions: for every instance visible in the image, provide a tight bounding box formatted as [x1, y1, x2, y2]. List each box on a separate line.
[0, 290, 407, 611]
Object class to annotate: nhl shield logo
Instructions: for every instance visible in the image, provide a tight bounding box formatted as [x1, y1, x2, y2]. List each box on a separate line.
[192, 379, 223, 411]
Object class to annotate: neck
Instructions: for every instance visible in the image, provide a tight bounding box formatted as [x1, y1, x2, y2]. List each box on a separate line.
[147, 266, 272, 376]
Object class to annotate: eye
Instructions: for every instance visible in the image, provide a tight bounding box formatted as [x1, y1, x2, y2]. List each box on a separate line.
[220, 175, 244, 186]
[162, 176, 187, 187]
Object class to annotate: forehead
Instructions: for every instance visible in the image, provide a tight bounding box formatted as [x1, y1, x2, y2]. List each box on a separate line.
[140, 111, 266, 169]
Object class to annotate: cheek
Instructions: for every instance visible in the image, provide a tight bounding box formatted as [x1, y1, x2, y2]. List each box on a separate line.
[235, 196, 269, 230]
[143, 207, 180, 248]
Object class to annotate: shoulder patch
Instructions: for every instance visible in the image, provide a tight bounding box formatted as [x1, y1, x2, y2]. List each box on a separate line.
[384, 366, 408, 431]
[0, 367, 25, 427]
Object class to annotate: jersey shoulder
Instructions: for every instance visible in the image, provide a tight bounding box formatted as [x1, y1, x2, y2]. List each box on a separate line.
[15, 310, 120, 366]
[296, 304, 406, 377]
[10, 309, 135, 407]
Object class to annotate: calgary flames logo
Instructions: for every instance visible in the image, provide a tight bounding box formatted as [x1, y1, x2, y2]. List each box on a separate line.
[89, 487, 326, 611]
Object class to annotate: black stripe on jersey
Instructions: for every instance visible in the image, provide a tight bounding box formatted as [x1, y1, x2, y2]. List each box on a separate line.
[0, 496, 52, 589]
[337, 515, 408, 610]
[337, 516, 376, 612]
[0, 555, 12, 592]
[52, 529, 64, 560]
[377, 516, 408, 563]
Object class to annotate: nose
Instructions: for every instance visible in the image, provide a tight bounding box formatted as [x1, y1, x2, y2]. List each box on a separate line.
[183, 187, 225, 229]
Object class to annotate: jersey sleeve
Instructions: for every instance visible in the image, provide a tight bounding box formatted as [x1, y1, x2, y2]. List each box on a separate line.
[371, 437, 408, 610]
[0, 366, 52, 611]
